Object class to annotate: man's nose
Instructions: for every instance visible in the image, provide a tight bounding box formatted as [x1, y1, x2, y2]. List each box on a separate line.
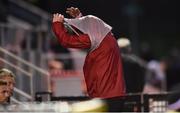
[4, 90, 9, 97]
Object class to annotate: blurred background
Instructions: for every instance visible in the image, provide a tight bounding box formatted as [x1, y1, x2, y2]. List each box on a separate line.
[0, 0, 180, 112]
[31, 0, 180, 56]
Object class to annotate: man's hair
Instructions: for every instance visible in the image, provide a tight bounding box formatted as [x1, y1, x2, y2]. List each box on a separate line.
[0, 68, 15, 78]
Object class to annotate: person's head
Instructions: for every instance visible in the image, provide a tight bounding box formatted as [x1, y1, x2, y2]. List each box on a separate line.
[117, 38, 132, 54]
[48, 59, 64, 71]
[0, 80, 9, 104]
[0, 68, 15, 97]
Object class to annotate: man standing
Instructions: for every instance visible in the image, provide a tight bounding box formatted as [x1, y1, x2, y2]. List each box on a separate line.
[117, 38, 146, 93]
[52, 7, 126, 111]
[52, 7, 126, 98]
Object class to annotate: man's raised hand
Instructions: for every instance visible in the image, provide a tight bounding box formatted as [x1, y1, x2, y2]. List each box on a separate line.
[53, 13, 64, 23]
[66, 7, 81, 18]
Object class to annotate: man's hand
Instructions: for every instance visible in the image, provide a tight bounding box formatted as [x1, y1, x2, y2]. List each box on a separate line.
[66, 7, 81, 18]
[53, 13, 64, 23]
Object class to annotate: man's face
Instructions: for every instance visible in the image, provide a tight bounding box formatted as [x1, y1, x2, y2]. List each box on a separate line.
[0, 84, 8, 103]
[1, 76, 15, 97]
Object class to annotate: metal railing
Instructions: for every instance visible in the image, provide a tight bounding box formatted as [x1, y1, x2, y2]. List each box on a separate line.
[0, 23, 51, 53]
[9, 0, 51, 30]
[0, 0, 53, 102]
[0, 47, 51, 101]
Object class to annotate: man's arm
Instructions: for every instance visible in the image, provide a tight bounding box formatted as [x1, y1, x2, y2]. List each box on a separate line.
[52, 14, 91, 49]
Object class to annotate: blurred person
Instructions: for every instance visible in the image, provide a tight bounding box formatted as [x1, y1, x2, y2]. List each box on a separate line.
[117, 38, 147, 94]
[0, 68, 15, 100]
[49, 38, 74, 70]
[48, 58, 87, 96]
[0, 81, 8, 104]
[140, 43, 168, 93]
[52, 7, 126, 111]
[144, 58, 167, 93]
[48, 59, 64, 72]
[48, 59, 64, 94]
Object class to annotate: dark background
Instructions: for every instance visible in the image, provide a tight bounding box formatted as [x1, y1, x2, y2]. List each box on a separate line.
[28, 0, 180, 57]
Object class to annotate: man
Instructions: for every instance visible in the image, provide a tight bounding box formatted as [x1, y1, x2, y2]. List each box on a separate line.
[117, 38, 146, 93]
[52, 7, 126, 98]
[53, 8, 125, 98]
[0, 68, 15, 101]
[0, 80, 8, 104]
[52, 7, 126, 111]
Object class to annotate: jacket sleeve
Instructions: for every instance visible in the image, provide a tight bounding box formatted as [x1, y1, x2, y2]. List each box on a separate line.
[52, 22, 91, 49]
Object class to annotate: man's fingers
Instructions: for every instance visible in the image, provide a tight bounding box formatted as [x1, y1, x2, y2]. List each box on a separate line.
[66, 7, 81, 18]
[66, 7, 74, 12]
[52, 13, 64, 22]
[53, 13, 63, 17]
[66, 11, 76, 17]
[66, 7, 78, 12]
[66, 11, 72, 14]
[67, 7, 74, 10]
[53, 13, 59, 17]
[75, 8, 79, 11]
